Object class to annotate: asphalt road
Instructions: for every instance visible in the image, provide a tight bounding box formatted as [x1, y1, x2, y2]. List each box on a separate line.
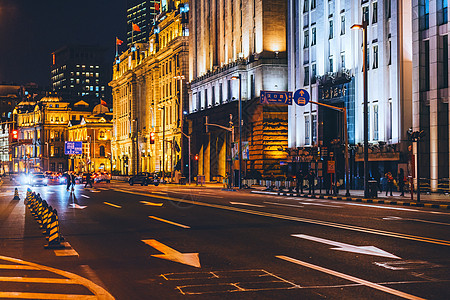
[1, 181, 449, 299]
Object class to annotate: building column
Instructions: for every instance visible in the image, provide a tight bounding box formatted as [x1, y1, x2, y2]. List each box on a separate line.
[430, 99, 438, 191]
[218, 133, 226, 178]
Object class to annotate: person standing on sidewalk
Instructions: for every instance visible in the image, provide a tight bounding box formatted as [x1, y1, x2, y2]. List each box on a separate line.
[307, 169, 315, 195]
[385, 171, 394, 196]
[398, 168, 405, 196]
[295, 168, 304, 194]
[70, 172, 76, 192]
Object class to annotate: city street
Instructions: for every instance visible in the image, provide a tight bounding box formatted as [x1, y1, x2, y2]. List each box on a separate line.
[1, 181, 449, 299]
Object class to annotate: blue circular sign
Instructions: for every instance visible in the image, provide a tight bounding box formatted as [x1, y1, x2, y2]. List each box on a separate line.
[294, 89, 310, 106]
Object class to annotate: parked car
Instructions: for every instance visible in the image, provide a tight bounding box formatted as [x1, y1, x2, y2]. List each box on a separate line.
[129, 173, 159, 186]
[30, 173, 48, 186]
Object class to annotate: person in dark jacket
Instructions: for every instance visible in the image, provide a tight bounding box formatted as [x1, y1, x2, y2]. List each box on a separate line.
[63, 172, 71, 191]
[307, 169, 315, 195]
[295, 168, 304, 194]
[85, 172, 92, 188]
[385, 171, 394, 196]
[70, 172, 76, 192]
[398, 168, 405, 196]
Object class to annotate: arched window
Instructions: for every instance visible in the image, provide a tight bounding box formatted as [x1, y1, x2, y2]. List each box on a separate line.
[100, 145, 105, 157]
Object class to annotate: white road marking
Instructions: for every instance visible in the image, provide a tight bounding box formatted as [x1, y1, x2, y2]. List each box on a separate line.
[103, 202, 122, 209]
[140, 201, 163, 206]
[111, 188, 450, 246]
[383, 216, 450, 226]
[149, 216, 190, 228]
[292, 234, 401, 259]
[81, 195, 90, 198]
[345, 202, 420, 211]
[230, 202, 265, 207]
[69, 203, 87, 209]
[277, 256, 425, 300]
[142, 239, 200, 268]
[90, 190, 101, 193]
[54, 243, 79, 257]
[265, 202, 304, 208]
[298, 202, 341, 208]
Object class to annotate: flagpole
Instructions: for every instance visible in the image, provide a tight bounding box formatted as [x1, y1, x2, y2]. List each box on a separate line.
[132, 24, 134, 45]
[115, 37, 118, 57]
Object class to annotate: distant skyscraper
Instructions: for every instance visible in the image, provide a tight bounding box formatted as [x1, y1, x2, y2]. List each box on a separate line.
[126, 0, 160, 47]
[51, 45, 109, 105]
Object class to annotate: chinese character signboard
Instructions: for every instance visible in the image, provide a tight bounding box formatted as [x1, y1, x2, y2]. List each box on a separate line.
[64, 141, 82, 155]
[319, 83, 347, 101]
[260, 90, 292, 105]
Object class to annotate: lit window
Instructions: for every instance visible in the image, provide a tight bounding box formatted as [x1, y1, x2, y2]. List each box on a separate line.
[329, 19, 334, 39]
[372, 2, 378, 24]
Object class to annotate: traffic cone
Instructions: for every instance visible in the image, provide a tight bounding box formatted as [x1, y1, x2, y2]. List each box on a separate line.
[24, 188, 32, 204]
[44, 210, 65, 249]
[13, 188, 20, 200]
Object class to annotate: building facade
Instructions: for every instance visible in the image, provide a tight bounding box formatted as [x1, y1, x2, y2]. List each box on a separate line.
[287, 0, 413, 187]
[111, 1, 189, 176]
[188, 0, 289, 182]
[67, 104, 113, 173]
[127, 0, 160, 47]
[412, 0, 449, 191]
[51, 45, 109, 105]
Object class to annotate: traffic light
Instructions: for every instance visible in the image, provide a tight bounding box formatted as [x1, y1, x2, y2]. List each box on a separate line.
[11, 130, 18, 143]
[150, 132, 155, 144]
[194, 154, 199, 160]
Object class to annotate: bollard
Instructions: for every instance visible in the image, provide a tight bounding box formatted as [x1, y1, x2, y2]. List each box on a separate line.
[44, 209, 65, 249]
[13, 188, 20, 200]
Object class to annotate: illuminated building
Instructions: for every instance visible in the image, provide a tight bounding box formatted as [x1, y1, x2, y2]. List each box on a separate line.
[287, 0, 412, 187]
[111, 1, 189, 176]
[412, 0, 449, 191]
[126, 0, 160, 48]
[51, 45, 109, 105]
[67, 104, 113, 173]
[188, 0, 289, 181]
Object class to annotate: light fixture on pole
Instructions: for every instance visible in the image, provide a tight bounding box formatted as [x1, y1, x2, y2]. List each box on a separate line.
[158, 107, 166, 180]
[351, 21, 369, 198]
[231, 74, 242, 189]
[174, 75, 185, 179]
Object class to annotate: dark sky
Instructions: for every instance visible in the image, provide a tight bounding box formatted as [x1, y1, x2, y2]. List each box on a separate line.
[0, 0, 127, 88]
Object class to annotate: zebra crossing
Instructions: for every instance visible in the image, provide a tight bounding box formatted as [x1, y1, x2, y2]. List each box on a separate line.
[0, 255, 114, 299]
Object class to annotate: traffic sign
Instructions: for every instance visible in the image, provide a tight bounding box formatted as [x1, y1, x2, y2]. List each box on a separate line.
[327, 161, 335, 174]
[294, 89, 310, 106]
[64, 141, 83, 155]
[260, 90, 293, 105]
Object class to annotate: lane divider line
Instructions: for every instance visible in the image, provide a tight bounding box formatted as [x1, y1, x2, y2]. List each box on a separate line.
[103, 202, 122, 209]
[140, 201, 163, 206]
[81, 195, 90, 198]
[230, 202, 265, 207]
[264, 202, 304, 208]
[0, 292, 98, 299]
[111, 188, 450, 246]
[276, 256, 425, 300]
[149, 216, 190, 229]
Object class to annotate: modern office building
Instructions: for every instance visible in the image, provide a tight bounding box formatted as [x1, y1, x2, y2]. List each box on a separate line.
[188, 0, 289, 182]
[287, 0, 413, 188]
[51, 45, 109, 105]
[412, 0, 449, 191]
[126, 0, 161, 48]
[111, 1, 189, 176]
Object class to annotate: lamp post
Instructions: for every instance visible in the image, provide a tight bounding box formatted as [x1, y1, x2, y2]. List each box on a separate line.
[159, 107, 166, 181]
[352, 21, 369, 198]
[174, 75, 185, 179]
[231, 74, 242, 189]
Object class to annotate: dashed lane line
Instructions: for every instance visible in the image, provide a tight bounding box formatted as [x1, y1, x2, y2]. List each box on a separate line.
[111, 188, 450, 247]
[81, 195, 90, 198]
[149, 216, 191, 229]
[265, 202, 304, 208]
[230, 202, 265, 208]
[276, 256, 425, 300]
[140, 201, 163, 206]
[103, 202, 122, 209]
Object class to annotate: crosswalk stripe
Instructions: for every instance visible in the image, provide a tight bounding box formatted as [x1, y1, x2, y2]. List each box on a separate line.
[0, 292, 97, 299]
[0, 276, 76, 284]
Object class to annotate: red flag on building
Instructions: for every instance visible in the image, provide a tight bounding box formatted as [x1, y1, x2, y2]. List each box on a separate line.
[155, 2, 160, 11]
[132, 23, 141, 32]
[100, 99, 107, 106]
[116, 37, 123, 45]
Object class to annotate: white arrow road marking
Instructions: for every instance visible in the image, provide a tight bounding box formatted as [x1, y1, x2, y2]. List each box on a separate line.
[142, 239, 200, 268]
[292, 234, 401, 259]
[140, 201, 163, 206]
[81, 195, 90, 198]
[230, 202, 265, 207]
[69, 204, 87, 209]
[276, 256, 425, 300]
[149, 216, 190, 228]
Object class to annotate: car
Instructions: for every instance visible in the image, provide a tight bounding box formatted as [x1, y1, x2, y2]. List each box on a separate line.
[95, 172, 111, 183]
[30, 173, 48, 186]
[129, 173, 159, 186]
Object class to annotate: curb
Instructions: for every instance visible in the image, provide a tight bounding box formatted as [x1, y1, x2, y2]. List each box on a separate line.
[250, 190, 450, 210]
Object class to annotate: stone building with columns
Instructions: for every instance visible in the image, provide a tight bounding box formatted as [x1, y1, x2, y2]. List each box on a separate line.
[412, 0, 449, 191]
[188, 0, 289, 182]
[110, 0, 189, 176]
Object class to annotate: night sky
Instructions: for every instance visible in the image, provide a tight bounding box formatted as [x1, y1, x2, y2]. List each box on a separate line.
[0, 0, 127, 88]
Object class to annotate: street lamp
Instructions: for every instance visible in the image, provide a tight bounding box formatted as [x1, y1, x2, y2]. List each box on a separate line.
[352, 21, 369, 198]
[231, 74, 242, 189]
[174, 75, 186, 179]
[158, 107, 166, 181]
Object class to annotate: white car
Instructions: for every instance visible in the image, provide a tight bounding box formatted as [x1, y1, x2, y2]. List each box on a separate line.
[30, 173, 48, 186]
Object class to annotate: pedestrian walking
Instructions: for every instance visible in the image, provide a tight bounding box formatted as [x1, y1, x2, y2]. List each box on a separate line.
[307, 169, 315, 195]
[398, 168, 406, 196]
[385, 171, 394, 196]
[70, 172, 76, 192]
[295, 168, 304, 194]
[63, 172, 71, 191]
[85, 172, 93, 188]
